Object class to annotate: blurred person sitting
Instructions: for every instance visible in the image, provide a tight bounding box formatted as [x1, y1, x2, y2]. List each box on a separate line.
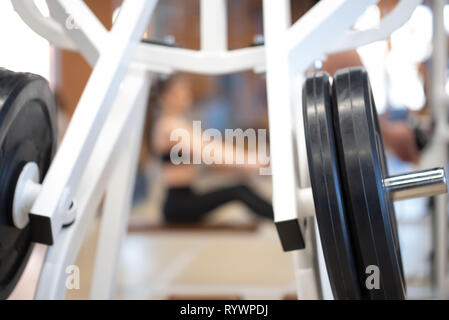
[148, 74, 273, 223]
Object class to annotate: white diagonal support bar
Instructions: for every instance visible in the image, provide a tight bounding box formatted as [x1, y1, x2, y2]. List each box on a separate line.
[329, 0, 422, 53]
[45, 0, 109, 66]
[287, 0, 376, 75]
[11, 0, 76, 50]
[90, 73, 150, 300]
[29, 0, 157, 245]
[35, 68, 150, 300]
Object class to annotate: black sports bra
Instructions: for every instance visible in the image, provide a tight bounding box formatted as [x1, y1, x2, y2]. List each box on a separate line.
[160, 150, 184, 164]
[161, 153, 172, 163]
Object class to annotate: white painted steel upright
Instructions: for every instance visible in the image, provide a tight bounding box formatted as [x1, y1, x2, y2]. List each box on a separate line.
[431, 0, 449, 297]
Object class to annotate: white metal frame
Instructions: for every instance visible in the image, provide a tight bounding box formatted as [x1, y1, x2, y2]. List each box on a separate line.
[429, 0, 448, 297]
[9, 0, 423, 299]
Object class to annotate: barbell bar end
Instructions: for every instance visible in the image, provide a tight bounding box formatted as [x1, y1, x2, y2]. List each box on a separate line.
[384, 167, 447, 202]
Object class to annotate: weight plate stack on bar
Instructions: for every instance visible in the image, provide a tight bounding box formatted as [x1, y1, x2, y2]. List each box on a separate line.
[303, 67, 408, 299]
[0, 68, 57, 299]
[303, 72, 361, 299]
[332, 67, 405, 299]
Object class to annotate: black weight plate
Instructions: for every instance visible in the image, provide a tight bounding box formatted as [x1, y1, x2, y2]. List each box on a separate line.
[303, 72, 361, 299]
[332, 67, 405, 299]
[0, 69, 57, 299]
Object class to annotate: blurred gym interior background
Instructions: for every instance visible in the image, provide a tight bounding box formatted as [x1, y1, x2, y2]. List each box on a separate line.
[3, 0, 448, 299]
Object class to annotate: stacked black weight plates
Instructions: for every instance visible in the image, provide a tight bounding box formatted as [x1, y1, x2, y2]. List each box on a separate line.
[303, 72, 360, 299]
[332, 67, 405, 299]
[0, 68, 57, 299]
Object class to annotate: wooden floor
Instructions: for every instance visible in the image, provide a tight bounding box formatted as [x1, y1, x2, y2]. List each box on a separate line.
[62, 171, 296, 300]
[63, 221, 297, 299]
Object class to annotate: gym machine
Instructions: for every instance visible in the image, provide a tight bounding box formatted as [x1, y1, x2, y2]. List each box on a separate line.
[302, 68, 445, 299]
[0, 0, 447, 300]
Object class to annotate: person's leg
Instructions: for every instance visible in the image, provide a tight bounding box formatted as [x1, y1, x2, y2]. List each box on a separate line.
[164, 186, 243, 223]
[194, 185, 274, 220]
[232, 185, 274, 219]
[163, 185, 274, 223]
[163, 187, 205, 223]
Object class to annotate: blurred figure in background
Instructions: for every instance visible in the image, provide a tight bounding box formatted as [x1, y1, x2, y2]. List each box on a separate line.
[319, 50, 420, 163]
[148, 74, 273, 223]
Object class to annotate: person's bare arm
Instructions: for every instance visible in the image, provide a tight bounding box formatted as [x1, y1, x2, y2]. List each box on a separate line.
[159, 117, 265, 171]
[380, 117, 419, 163]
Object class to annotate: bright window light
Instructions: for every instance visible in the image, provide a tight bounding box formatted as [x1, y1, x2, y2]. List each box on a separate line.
[387, 5, 431, 111]
[0, 1, 50, 79]
[356, 5, 388, 112]
[353, 5, 380, 31]
[357, 5, 432, 112]
[390, 5, 433, 63]
[444, 4, 449, 33]
[386, 57, 426, 110]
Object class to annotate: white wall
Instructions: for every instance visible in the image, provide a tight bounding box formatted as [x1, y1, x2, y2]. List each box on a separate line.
[0, 0, 50, 79]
